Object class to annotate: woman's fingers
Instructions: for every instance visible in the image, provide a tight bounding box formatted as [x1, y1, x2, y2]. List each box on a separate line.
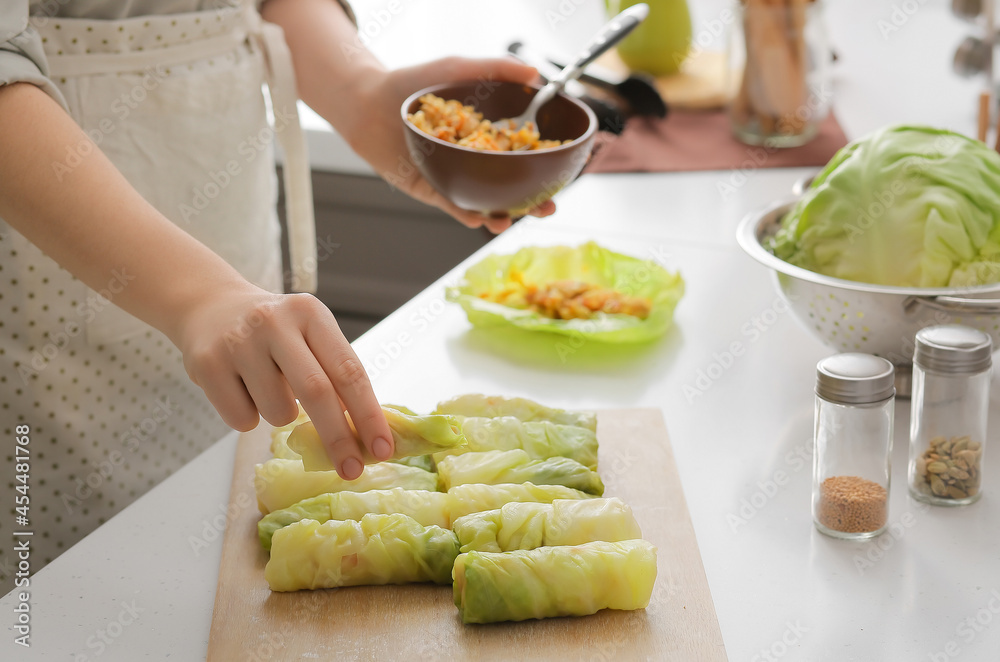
[232, 352, 300, 428]
[246, 295, 387, 480]
[394, 140, 557, 230]
[409, 179, 531, 234]
[528, 199, 557, 218]
[272, 334, 364, 479]
[483, 216, 513, 233]
[179, 290, 396, 480]
[301, 306, 394, 462]
[405, 56, 538, 90]
[196, 369, 261, 432]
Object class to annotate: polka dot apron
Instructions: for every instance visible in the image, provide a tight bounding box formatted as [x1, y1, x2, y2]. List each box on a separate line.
[0, 1, 317, 591]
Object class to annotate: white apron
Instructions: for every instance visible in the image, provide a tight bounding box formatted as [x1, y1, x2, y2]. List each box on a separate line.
[0, 1, 316, 592]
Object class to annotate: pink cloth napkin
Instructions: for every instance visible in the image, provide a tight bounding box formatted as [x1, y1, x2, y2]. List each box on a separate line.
[584, 109, 848, 174]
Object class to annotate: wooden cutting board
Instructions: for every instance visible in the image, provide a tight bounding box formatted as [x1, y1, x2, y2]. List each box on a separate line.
[207, 408, 728, 661]
[595, 49, 735, 110]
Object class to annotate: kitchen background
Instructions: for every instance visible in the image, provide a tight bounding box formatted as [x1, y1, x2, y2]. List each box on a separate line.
[283, 0, 984, 341]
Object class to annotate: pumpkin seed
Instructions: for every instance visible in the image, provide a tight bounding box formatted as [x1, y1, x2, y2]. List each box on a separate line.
[946, 485, 968, 499]
[947, 467, 970, 480]
[915, 435, 983, 501]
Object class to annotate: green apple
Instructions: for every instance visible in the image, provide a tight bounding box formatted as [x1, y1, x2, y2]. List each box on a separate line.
[609, 0, 692, 76]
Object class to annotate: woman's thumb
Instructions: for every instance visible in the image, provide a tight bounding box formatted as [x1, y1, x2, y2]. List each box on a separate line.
[419, 56, 539, 87]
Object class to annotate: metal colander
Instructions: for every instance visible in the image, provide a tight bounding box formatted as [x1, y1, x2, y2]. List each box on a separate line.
[737, 199, 1000, 395]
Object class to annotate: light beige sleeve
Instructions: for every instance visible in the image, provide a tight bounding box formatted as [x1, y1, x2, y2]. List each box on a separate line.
[0, 3, 69, 109]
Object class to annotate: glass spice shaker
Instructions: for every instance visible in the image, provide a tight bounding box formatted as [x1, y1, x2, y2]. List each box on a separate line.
[813, 353, 895, 540]
[908, 325, 992, 507]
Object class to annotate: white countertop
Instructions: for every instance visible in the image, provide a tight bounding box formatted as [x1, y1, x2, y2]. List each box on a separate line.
[4, 1, 1000, 661]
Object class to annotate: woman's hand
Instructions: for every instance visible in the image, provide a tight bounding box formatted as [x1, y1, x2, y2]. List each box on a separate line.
[0, 82, 389, 480]
[177, 285, 394, 480]
[341, 57, 557, 234]
[260, 0, 556, 233]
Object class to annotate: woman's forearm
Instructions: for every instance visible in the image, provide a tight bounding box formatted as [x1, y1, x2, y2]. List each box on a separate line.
[261, 0, 386, 139]
[0, 82, 252, 345]
[0, 81, 396, 470]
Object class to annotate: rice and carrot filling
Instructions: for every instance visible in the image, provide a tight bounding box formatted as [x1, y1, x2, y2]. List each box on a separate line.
[408, 93, 567, 152]
[483, 274, 653, 321]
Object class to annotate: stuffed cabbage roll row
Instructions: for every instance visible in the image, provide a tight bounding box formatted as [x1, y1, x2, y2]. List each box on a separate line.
[452, 539, 657, 623]
[287, 406, 466, 472]
[436, 416, 598, 469]
[437, 450, 604, 495]
[254, 459, 439, 514]
[270, 430, 300, 460]
[451, 498, 641, 553]
[447, 482, 595, 520]
[266, 514, 459, 591]
[271, 430, 435, 472]
[434, 394, 597, 431]
[258, 483, 596, 549]
[257, 488, 451, 550]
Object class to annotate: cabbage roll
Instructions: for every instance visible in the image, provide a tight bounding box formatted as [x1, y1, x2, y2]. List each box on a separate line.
[437, 450, 604, 495]
[389, 454, 436, 472]
[434, 394, 597, 431]
[453, 539, 657, 623]
[266, 514, 459, 591]
[452, 498, 641, 553]
[448, 482, 595, 521]
[439, 416, 598, 469]
[272, 431, 434, 472]
[287, 406, 466, 471]
[257, 488, 450, 550]
[255, 458, 439, 514]
[383, 404, 417, 415]
[269, 430, 301, 460]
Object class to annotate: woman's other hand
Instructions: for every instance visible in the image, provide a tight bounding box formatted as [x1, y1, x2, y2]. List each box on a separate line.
[260, 0, 558, 233]
[343, 57, 557, 234]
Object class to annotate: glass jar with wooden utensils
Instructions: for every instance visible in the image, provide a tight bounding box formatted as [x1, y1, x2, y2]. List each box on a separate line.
[728, 0, 832, 147]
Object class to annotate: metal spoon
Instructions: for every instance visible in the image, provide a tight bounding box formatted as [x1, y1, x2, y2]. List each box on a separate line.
[494, 3, 649, 133]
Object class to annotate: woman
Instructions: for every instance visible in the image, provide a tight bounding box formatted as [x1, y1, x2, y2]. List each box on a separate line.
[0, 0, 551, 592]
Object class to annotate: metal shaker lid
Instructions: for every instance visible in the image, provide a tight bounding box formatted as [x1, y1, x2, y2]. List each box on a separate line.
[914, 325, 992, 375]
[816, 353, 895, 404]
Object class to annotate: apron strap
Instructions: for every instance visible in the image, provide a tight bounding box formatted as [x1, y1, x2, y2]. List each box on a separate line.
[36, 6, 319, 295]
[246, 10, 318, 294]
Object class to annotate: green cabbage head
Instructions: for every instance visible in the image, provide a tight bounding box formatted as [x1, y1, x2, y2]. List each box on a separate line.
[770, 125, 1000, 288]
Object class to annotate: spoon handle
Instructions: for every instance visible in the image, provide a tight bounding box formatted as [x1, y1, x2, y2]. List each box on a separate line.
[511, 3, 649, 126]
[551, 3, 650, 89]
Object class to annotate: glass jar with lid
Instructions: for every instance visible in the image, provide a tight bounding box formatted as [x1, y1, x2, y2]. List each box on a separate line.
[813, 353, 895, 540]
[908, 325, 992, 507]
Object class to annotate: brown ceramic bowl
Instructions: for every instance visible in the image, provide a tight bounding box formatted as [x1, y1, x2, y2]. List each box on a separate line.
[401, 81, 598, 216]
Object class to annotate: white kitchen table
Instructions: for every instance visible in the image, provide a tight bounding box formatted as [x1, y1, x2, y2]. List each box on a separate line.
[4, 0, 1000, 660]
